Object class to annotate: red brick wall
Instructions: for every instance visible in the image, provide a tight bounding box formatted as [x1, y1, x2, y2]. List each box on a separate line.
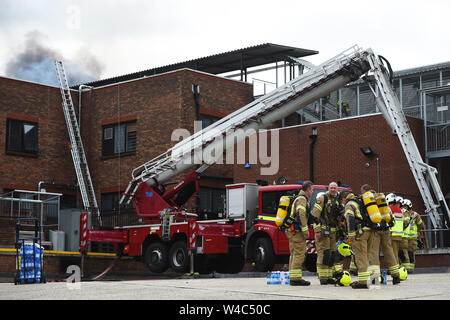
[234, 114, 426, 208]
[0, 78, 78, 194]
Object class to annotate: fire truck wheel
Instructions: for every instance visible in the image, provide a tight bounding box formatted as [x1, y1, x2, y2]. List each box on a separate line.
[194, 255, 215, 274]
[253, 237, 275, 272]
[169, 241, 189, 273]
[215, 249, 245, 274]
[144, 242, 169, 273]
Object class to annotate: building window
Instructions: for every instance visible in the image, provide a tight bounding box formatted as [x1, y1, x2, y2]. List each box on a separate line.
[101, 191, 133, 212]
[199, 114, 221, 129]
[102, 121, 136, 156]
[6, 119, 38, 155]
[101, 192, 121, 212]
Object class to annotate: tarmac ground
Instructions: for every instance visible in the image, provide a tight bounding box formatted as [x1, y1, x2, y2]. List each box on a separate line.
[1, 270, 450, 301]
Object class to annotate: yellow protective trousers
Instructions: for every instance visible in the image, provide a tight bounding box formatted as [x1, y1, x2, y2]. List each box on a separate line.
[286, 230, 306, 281]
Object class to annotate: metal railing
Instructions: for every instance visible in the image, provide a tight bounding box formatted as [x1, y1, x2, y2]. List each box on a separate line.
[0, 190, 62, 228]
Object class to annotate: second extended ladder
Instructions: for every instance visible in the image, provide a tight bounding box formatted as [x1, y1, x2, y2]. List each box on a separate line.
[55, 61, 102, 226]
[366, 51, 450, 230]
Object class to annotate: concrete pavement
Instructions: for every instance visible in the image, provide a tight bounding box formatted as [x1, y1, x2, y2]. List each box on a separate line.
[1, 272, 450, 300]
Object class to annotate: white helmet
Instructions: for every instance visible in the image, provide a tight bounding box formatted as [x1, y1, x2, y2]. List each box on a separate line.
[395, 196, 404, 204]
[386, 193, 396, 204]
[403, 199, 412, 209]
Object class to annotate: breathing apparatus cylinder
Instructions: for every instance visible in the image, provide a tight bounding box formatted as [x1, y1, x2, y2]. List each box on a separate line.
[362, 191, 382, 224]
[276, 196, 290, 227]
[375, 193, 391, 223]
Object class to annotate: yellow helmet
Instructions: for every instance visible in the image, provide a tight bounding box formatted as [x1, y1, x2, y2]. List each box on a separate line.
[338, 242, 352, 257]
[399, 266, 408, 280]
[338, 271, 352, 286]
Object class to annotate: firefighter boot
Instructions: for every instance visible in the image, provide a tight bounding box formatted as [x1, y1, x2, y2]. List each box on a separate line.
[290, 279, 310, 286]
[351, 282, 369, 289]
[392, 276, 401, 285]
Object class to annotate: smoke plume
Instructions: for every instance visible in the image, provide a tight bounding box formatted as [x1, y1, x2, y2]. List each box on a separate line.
[5, 31, 103, 86]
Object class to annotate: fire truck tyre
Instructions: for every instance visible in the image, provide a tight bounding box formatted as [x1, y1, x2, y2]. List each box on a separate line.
[144, 242, 169, 273]
[194, 255, 215, 274]
[169, 241, 189, 273]
[304, 253, 317, 272]
[215, 250, 245, 274]
[253, 238, 275, 272]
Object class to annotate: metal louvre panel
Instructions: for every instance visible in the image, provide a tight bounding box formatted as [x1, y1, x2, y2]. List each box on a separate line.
[359, 85, 377, 115]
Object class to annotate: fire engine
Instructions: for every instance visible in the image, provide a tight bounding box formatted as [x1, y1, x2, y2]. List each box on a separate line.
[56, 46, 450, 275]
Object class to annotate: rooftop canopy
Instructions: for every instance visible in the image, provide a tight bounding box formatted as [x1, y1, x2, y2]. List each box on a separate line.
[82, 43, 318, 88]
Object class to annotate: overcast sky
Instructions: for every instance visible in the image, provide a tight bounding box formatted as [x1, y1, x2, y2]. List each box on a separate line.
[1, 0, 449, 85]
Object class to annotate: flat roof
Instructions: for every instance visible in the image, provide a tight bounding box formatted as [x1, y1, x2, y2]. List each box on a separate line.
[81, 43, 318, 88]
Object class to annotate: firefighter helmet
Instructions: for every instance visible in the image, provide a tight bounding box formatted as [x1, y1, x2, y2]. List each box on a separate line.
[395, 196, 404, 204]
[338, 242, 352, 257]
[403, 199, 412, 209]
[386, 193, 396, 204]
[338, 271, 352, 286]
[399, 266, 408, 280]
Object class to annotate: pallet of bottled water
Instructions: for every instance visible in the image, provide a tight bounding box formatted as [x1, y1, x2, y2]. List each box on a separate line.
[266, 271, 290, 285]
[18, 242, 44, 284]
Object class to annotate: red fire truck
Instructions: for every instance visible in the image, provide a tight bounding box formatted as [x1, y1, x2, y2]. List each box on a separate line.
[84, 181, 350, 274]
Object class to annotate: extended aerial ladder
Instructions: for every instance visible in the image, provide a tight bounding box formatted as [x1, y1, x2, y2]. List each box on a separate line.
[55, 61, 102, 227]
[364, 54, 450, 229]
[117, 45, 449, 230]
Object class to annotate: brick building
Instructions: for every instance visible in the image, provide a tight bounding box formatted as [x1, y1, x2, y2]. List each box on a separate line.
[0, 69, 254, 231]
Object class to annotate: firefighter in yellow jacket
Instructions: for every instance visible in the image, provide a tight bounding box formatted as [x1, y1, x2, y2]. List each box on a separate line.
[403, 200, 424, 273]
[311, 182, 342, 285]
[399, 199, 412, 270]
[342, 190, 374, 289]
[285, 181, 314, 286]
[363, 186, 401, 285]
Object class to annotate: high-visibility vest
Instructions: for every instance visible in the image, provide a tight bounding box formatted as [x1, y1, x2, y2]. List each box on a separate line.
[390, 206, 403, 239]
[405, 213, 419, 239]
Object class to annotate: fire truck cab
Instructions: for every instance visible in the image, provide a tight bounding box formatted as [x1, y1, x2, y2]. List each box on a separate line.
[243, 183, 351, 272]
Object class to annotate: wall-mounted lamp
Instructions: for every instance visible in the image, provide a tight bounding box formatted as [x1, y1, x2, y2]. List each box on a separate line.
[360, 146, 375, 157]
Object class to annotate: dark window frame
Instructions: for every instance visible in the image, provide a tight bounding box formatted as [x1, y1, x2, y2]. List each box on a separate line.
[102, 121, 137, 157]
[101, 191, 133, 213]
[5, 118, 39, 156]
[199, 114, 221, 129]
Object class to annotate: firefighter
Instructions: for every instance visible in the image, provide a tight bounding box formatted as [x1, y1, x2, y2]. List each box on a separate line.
[342, 190, 374, 289]
[403, 200, 424, 273]
[388, 193, 404, 265]
[311, 182, 342, 285]
[285, 180, 314, 286]
[399, 199, 412, 270]
[364, 188, 401, 285]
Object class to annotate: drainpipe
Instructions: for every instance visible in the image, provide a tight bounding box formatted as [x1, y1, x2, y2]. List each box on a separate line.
[78, 85, 93, 132]
[309, 127, 318, 182]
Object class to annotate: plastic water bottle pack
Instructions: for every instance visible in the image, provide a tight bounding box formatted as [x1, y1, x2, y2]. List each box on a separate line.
[266, 271, 289, 285]
[18, 242, 43, 284]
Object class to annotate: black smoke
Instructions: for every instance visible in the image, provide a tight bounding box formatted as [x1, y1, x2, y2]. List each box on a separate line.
[5, 31, 103, 86]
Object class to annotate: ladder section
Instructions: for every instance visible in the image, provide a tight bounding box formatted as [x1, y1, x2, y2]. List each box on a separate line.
[366, 51, 450, 229]
[120, 45, 371, 206]
[54, 61, 102, 226]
